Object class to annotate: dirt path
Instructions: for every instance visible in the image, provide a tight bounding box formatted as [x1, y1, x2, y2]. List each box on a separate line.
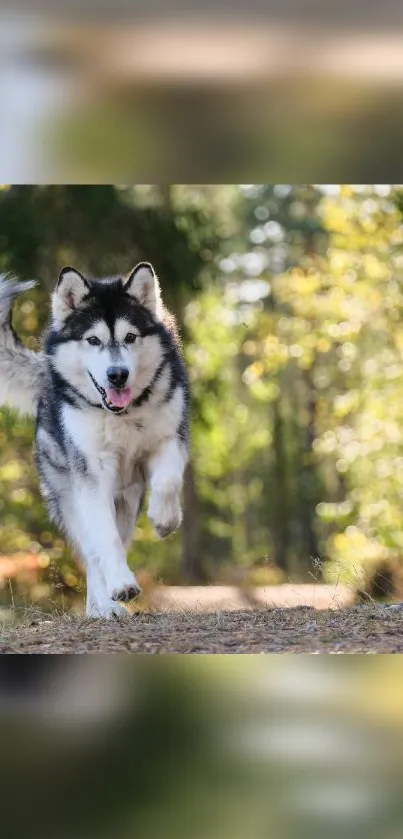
[149, 583, 355, 611]
[1, 605, 403, 653]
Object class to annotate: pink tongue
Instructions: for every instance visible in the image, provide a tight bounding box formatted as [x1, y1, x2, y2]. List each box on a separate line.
[106, 387, 133, 409]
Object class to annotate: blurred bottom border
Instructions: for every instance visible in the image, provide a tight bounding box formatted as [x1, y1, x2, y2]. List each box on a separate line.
[0, 654, 402, 839]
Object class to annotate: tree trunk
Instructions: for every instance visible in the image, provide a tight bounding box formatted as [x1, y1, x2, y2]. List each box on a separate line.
[181, 461, 205, 582]
[271, 393, 289, 572]
[300, 369, 320, 564]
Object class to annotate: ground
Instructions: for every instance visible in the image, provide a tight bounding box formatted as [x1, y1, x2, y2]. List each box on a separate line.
[1, 605, 403, 653]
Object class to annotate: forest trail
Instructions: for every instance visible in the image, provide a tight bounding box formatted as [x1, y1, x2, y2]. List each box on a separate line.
[1, 603, 402, 653]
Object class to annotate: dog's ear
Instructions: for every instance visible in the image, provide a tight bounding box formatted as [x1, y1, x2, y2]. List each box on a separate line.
[52, 267, 90, 321]
[124, 262, 161, 315]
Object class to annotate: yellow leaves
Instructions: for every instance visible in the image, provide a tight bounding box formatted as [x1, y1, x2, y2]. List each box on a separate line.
[395, 332, 403, 353]
[0, 460, 24, 481]
[10, 488, 33, 505]
[391, 227, 403, 246]
[275, 269, 322, 305]
[322, 201, 351, 235]
[245, 377, 280, 403]
[326, 528, 389, 585]
[333, 390, 360, 419]
[363, 253, 391, 281]
[327, 248, 352, 272]
[243, 335, 289, 379]
[334, 532, 350, 551]
[339, 185, 355, 199]
[38, 554, 50, 569]
[23, 317, 38, 333]
[243, 361, 265, 388]
[296, 273, 321, 297]
[263, 334, 282, 353]
[317, 337, 331, 353]
[247, 361, 264, 380]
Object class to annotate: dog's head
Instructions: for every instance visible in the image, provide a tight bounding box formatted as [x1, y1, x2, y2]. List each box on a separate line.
[47, 263, 165, 413]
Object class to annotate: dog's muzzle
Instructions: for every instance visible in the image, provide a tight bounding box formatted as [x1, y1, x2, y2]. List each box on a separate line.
[88, 371, 130, 414]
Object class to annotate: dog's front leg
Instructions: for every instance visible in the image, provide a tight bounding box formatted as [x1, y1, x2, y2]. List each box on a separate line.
[86, 561, 128, 619]
[147, 438, 187, 538]
[65, 483, 141, 614]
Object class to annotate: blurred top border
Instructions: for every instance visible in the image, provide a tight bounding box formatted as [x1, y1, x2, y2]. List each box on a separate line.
[3, 1, 403, 28]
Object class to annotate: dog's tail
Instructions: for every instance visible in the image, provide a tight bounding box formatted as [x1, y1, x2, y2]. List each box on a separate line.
[0, 276, 45, 417]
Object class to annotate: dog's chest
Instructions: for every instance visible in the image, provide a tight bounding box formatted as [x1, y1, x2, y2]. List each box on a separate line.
[62, 402, 171, 479]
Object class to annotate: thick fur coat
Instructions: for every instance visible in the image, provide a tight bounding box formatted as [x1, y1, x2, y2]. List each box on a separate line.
[0, 264, 189, 617]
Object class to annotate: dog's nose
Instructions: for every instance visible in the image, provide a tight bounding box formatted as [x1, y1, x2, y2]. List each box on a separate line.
[107, 366, 129, 387]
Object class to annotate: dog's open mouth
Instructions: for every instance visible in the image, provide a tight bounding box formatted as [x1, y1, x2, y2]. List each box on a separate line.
[88, 372, 133, 414]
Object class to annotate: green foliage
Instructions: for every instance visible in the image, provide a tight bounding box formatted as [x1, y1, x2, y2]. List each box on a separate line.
[229, 184, 403, 588]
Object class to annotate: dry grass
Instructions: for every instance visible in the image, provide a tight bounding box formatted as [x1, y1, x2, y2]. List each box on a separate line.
[1, 604, 403, 653]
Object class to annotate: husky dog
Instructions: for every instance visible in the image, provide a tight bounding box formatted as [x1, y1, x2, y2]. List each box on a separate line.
[0, 264, 189, 617]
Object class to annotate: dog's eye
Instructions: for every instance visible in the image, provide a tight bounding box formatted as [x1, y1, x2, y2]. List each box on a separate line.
[124, 333, 137, 344]
[87, 336, 101, 346]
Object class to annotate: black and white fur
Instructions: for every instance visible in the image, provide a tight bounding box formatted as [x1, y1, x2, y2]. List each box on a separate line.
[0, 264, 189, 618]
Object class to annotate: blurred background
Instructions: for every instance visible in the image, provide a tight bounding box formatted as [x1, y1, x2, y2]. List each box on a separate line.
[1, 185, 403, 610]
[2, 4, 403, 181]
[2, 655, 403, 838]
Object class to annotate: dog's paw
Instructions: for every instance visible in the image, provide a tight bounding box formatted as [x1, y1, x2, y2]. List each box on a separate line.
[105, 567, 142, 603]
[111, 582, 142, 602]
[86, 599, 129, 619]
[155, 522, 180, 539]
[148, 491, 182, 539]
